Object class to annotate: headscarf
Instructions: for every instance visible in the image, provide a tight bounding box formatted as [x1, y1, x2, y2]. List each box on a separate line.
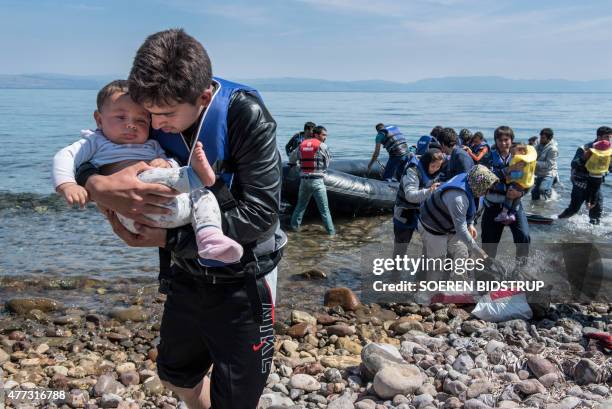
[467, 165, 499, 197]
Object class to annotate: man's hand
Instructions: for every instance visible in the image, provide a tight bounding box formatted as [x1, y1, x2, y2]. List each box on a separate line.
[468, 224, 478, 240]
[57, 182, 89, 208]
[85, 161, 178, 225]
[462, 146, 472, 153]
[107, 211, 167, 247]
[149, 158, 172, 168]
[429, 182, 441, 192]
[506, 187, 524, 200]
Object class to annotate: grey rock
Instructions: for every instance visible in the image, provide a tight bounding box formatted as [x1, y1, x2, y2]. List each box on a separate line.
[327, 395, 355, 409]
[413, 393, 434, 408]
[94, 375, 125, 397]
[443, 379, 468, 396]
[289, 374, 320, 392]
[361, 343, 405, 375]
[259, 392, 296, 408]
[527, 355, 557, 378]
[272, 383, 290, 395]
[325, 368, 343, 383]
[354, 399, 376, 409]
[100, 393, 122, 408]
[464, 399, 493, 409]
[515, 379, 546, 395]
[539, 373, 563, 388]
[467, 380, 492, 399]
[452, 353, 475, 374]
[573, 358, 599, 385]
[372, 366, 424, 399]
[142, 376, 164, 395]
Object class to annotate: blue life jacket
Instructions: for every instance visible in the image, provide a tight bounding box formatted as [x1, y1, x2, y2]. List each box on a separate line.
[416, 135, 432, 156]
[395, 156, 434, 209]
[152, 77, 261, 188]
[487, 149, 511, 195]
[381, 125, 408, 157]
[420, 173, 476, 234]
[152, 77, 268, 268]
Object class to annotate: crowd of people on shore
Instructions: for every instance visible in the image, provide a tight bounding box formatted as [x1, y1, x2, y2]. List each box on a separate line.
[286, 121, 612, 267]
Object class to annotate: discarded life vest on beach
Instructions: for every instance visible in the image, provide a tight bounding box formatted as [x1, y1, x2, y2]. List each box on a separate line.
[585, 146, 612, 176]
[507, 145, 537, 189]
[381, 125, 409, 157]
[152, 77, 258, 188]
[419, 172, 476, 235]
[396, 156, 434, 210]
[299, 138, 324, 175]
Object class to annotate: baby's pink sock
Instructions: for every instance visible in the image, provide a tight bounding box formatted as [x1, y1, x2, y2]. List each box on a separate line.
[196, 227, 243, 264]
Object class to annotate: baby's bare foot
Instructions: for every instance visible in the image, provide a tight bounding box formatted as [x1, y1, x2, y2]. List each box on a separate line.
[192, 141, 216, 186]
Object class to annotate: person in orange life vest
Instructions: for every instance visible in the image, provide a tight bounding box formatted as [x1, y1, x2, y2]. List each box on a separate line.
[289, 126, 335, 235]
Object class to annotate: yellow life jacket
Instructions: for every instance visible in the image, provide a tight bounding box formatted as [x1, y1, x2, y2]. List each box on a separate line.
[508, 145, 537, 188]
[585, 147, 612, 176]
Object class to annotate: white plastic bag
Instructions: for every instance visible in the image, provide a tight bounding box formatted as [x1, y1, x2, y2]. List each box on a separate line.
[472, 290, 532, 322]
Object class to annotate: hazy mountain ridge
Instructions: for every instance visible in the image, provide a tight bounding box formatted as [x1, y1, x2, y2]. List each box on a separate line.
[2, 73, 612, 92]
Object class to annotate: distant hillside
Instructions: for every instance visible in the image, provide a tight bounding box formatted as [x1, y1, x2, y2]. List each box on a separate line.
[2, 73, 612, 93]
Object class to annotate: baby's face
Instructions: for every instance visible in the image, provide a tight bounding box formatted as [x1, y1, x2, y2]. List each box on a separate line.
[96, 93, 151, 144]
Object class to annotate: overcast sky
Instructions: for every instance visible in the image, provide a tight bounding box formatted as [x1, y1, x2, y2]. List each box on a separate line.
[2, 0, 611, 81]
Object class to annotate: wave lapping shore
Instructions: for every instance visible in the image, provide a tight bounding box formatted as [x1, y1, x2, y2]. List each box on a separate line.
[1, 286, 611, 409]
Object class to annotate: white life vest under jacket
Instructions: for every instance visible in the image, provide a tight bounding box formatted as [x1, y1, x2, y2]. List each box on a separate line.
[299, 138, 324, 175]
[586, 147, 612, 176]
[381, 125, 408, 157]
[419, 173, 476, 235]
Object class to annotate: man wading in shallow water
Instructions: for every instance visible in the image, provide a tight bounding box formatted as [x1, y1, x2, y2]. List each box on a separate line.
[76, 29, 286, 409]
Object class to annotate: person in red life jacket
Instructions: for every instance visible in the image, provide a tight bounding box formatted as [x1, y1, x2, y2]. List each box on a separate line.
[463, 131, 490, 164]
[285, 121, 315, 156]
[367, 122, 411, 181]
[74, 29, 285, 409]
[289, 126, 335, 235]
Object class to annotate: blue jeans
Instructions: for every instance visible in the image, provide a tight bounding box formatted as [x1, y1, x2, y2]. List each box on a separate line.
[290, 177, 335, 234]
[531, 175, 554, 200]
[383, 155, 408, 181]
[481, 201, 530, 259]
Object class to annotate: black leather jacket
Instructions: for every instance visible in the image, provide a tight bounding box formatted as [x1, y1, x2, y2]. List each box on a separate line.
[77, 91, 286, 280]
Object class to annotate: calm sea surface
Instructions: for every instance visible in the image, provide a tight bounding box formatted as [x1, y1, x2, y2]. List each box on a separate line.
[0, 89, 610, 309]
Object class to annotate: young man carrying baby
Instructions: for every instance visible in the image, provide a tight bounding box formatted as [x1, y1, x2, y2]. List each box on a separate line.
[75, 29, 286, 409]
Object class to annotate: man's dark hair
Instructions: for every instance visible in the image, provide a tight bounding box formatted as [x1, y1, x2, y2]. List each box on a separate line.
[375, 123, 385, 131]
[430, 125, 443, 139]
[540, 128, 554, 139]
[528, 136, 538, 143]
[438, 127, 458, 148]
[472, 131, 484, 141]
[128, 28, 212, 106]
[304, 121, 316, 131]
[596, 126, 612, 138]
[97, 79, 128, 111]
[313, 125, 327, 135]
[459, 128, 473, 143]
[494, 126, 515, 142]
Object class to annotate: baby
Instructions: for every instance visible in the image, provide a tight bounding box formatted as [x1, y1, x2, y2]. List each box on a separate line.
[52, 80, 243, 265]
[584, 140, 611, 209]
[495, 144, 536, 224]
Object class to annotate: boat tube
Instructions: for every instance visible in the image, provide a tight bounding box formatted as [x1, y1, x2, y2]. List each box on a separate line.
[282, 160, 398, 215]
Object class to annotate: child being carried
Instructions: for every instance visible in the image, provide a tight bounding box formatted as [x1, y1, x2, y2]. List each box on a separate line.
[494, 143, 536, 224]
[52, 80, 243, 265]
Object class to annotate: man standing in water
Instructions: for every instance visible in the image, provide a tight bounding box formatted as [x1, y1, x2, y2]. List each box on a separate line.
[532, 128, 558, 201]
[77, 29, 285, 409]
[289, 125, 335, 235]
[367, 122, 411, 181]
[558, 126, 612, 224]
[285, 121, 315, 156]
